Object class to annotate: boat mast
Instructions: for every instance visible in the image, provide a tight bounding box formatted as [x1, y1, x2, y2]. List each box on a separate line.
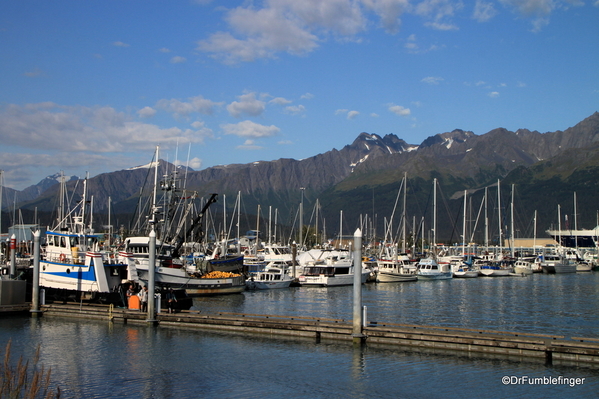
[268, 205, 272, 247]
[558, 204, 562, 247]
[533, 209, 537, 251]
[149, 146, 159, 229]
[497, 180, 502, 257]
[402, 172, 407, 253]
[484, 187, 489, 249]
[574, 192, 578, 251]
[510, 184, 515, 258]
[433, 178, 437, 254]
[462, 190, 467, 257]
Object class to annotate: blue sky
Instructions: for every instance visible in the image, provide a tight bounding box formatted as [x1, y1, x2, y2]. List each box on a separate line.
[1, 0, 598, 190]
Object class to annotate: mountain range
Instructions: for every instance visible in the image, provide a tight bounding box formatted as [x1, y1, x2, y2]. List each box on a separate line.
[2, 111, 599, 244]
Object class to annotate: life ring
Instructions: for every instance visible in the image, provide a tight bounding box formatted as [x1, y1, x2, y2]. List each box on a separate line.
[59, 253, 67, 262]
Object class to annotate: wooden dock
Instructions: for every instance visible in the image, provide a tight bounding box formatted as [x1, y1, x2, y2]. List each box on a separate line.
[32, 302, 599, 365]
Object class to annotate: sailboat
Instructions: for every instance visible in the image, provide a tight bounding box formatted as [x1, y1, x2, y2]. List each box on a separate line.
[416, 178, 452, 280]
[452, 190, 478, 278]
[376, 173, 418, 282]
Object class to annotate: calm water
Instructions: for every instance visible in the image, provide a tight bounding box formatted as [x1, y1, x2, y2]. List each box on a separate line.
[2, 272, 599, 398]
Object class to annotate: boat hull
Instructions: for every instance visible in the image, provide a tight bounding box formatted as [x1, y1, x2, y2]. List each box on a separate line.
[184, 276, 246, 296]
[39, 253, 128, 293]
[417, 271, 453, 280]
[453, 271, 479, 278]
[376, 271, 418, 282]
[299, 271, 370, 287]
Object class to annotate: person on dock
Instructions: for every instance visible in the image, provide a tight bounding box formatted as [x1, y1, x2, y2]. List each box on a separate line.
[140, 286, 148, 312]
[166, 288, 177, 313]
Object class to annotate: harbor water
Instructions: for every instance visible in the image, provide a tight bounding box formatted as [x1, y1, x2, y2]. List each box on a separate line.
[2, 272, 599, 398]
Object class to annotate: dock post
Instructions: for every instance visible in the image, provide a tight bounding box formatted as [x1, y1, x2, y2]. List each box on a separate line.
[352, 228, 365, 345]
[146, 229, 157, 324]
[9, 234, 16, 278]
[31, 230, 42, 317]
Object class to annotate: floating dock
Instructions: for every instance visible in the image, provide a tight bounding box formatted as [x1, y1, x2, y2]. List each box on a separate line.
[33, 302, 599, 365]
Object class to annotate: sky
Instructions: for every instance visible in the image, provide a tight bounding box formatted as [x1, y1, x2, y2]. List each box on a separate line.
[1, 0, 598, 191]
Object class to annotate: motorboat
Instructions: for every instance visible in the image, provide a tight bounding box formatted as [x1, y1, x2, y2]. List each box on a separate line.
[416, 257, 452, 280]
[246, 262, 294, 290]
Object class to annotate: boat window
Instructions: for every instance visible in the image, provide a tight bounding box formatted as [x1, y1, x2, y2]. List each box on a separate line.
[60, 237, 67, 248]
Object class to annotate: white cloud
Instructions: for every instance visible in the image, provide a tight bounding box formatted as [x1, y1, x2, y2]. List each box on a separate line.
[415, 0, 463, 31]
[285, 105, 306, 115]
[138, 106, 157, 118]
[473, 0, 497, 22]
[421, 76, 444, 84]
[113, 41, 130, 47]
[170, 56, 187, 63]
[347, 110, 360, 119]
[270, 97, 293, 105]
[197, 6, 319, 64]
[335, 108, 349, 115]
[362, 0, 410, 34]
[300, 93, 314, 100]
[156, 95, 221, 118]
[221, 120, 280, 138]
[488, 91, 500, 98]
[388, 104, 411, 116]
[236, 139, 263, 150]
[227, 92, 266, 118]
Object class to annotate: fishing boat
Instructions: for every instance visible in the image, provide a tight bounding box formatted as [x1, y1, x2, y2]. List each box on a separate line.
[119, 236, 246, 296]
[376, 254, 418, 282]
[39, 177, 132, 303]
[246, 262, 294, 290]
[512, 259, 534, 275]
[416, 257, 452, 280]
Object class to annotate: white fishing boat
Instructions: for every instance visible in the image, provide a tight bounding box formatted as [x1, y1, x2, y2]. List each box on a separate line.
[40, 230, 132, 300]
[299, 255, 370, 287]
[512, 260, 534, 275]
[416, 257, 452, 280]
[39, 177, 132, 302]
[246, 262, 294, 290]
[376, 255, 418, 282]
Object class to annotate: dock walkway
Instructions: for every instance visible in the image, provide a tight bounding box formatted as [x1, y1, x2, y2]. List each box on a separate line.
[33, 302, 599, 365]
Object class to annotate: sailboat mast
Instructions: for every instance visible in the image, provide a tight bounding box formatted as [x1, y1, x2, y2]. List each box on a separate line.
[433, 178, 437, 250]
[497, 180, 502, 256]
[484, 187, 489, 249]
[510, 184, 515, 258]
[574, 192, 578, 251]
[462, 190, 467, 257]
[402, 172, 407, 253]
